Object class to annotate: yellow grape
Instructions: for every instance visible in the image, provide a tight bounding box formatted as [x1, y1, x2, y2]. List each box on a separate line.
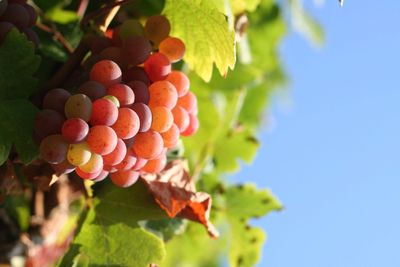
[67, 142, 92, 166]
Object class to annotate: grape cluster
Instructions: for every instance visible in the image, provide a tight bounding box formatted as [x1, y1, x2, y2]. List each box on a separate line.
[0, 0, 38, 46]
[35, 15, 199, 187]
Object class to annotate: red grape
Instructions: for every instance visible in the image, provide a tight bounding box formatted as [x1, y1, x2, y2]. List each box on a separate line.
[1, 3, 29, 29]
[110, 170, 140, 187]
[107, 83, 135, 106]
[90, 60, 122, 87]
[126, 81, 149, 104]
[159, 37, 185, 63]
[40, 135, 68, 164]
[90, 98, 118, 126]
[177, 91, 197, 114]
[132, 130, 163, 159]
[171, 105, 190, 132]
[62, 118, 89, 144]
[148, 81, 177, 109]
[165, 71, 190, 97]
[130, 103, 152, 132]
[43, 88, 71, 114]
[103, 138, 127, 166]
[181, 113, 199, 136]
[123, 36, 152, 66]
[161, 124, 180, 148]
[87, 125, 118, 155]
[34, 109, 64, 139]
[141, 152, 167, 173]
[151, 106, 173, 133]
[122, 66, 150, 85]
[144, 53, 171, 82]
[77, 81, 106, 101]
[144, 15, 170, 47]
[111, 108, 140, 139]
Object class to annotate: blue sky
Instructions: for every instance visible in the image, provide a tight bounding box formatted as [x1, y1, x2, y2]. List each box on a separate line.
[235, 1, 400, 267]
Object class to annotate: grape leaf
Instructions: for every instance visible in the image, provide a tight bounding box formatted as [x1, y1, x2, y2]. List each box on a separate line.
[0, 99, 39, 165]
[0, 29, 41, 100]
[163, 0, 236, 81]
[225, 183, 282, 267]
[141, 160, 219, 238]
[69, 181, 167, 267]
[230, 0, 263, 14]
[225, 183, 282, 220]
[229, 221, 266, 267]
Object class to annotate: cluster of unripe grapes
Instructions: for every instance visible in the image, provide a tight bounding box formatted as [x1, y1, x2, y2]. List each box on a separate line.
[0, 0, 38, 46]
[34, 15, 199, 187]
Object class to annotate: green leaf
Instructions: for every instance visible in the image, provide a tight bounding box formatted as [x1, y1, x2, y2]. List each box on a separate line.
[214, 130, 259, 172]
[68, 181, 167, 267]
[144, 218, 187, 241]
[163, 0, 236, 81]
[229, 221, 266, 267]
[230, 0, 263, 14]
[226, 183, 282, 220]
[46, 9, 79, 24]
[0, 29, 41, 100]
[4, 194, 30, 231]
[0, 99, 39, 165]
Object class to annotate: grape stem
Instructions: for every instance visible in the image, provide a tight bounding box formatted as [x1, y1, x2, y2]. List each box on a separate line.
[39, 1, 125, 94]
[36, 22, 74, 54]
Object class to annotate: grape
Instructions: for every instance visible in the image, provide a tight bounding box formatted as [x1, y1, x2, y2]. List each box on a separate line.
[34, 109, 64, 139]
[104, 165, 118, 173]
[132, 130, 163, 159]
[126, 81, 149, 104]
[151, 106, 173, 133]
[99, 47, 126, 69]
[110, 170, 139, 187]
[148, 81, 178, 109]
[123, 137, 135, 149]
[92, 170, 109, 182]
[119, 19, 144, 39]
[177, 91, 197, 114]
[144, 15, 170, 47]
[0, 0, 7, 17]
[171, 106, 190, 132]
[115, 149, 137, 170]
[123, 36, 152, 66]
[107, 84, 135, 106]
[43, 88, 71, 114]
[0, 21, 13, 43]
[144, 53, 171, 82]
[130, 103, 152, 132]
[181, 113, 199, 136]
[103, 95, 120, 107]
[64, 94, 92, 122]
[103, 138, 127, 166]
[79, 153, 103, 174]
[90, 36, 111, 54]
[87, 125, 118, 155]
[1, 3, 29, 29]
[161, 124, 180, 148]
[141, 152, 167, 173]
[111, 26, 123, 46]
[111, 108, 140, 139]
[50, 160, 75, 176]
[90, 98, 118, 126]
[67, 142, 92, 166]
[61, 118, 89, 144]
[90, 60, 122, 87]
[122, 66, 150, 85]
[39, 135, 68, 164]
[165, 71, 190, 97]
[22, 28, 39, 47]
[131, 156, 148, 171]
[76, 168, 102, 180]
[77, 81, 106, 101]
[22, 3, 36, 26]
[159, 37, 185, 63]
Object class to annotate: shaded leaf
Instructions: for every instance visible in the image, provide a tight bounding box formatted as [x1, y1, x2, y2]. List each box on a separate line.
[0, 29, 40, 100]
[0, 100, 39, 165]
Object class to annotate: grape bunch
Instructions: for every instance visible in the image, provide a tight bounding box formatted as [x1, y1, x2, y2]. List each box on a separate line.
[34, 15, 199, 187]
[0, 0, 38, 46]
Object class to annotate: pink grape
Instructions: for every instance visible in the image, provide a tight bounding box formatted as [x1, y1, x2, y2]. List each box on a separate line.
[103, 138, 127, 166]
[107, 83, 135, 106]
[130, 103, 152, 132]
[110, 170, 140, 187]
[90, 98, 118, 126]
[112, 108, 140, 139]
[61, 118, 89, 144]
[39, 135, 68, 164]
[144, 53, 171, 82]
[90, 60, 122, 87]
[87, 125, 118, 155]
